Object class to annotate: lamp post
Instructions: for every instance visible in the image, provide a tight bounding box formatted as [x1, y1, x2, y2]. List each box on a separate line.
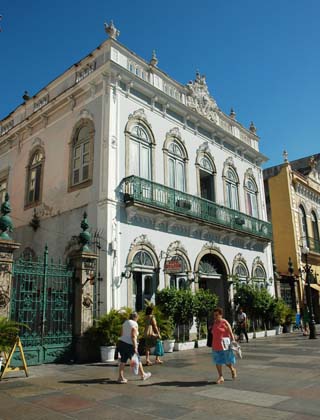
[301, 246, 317, 339]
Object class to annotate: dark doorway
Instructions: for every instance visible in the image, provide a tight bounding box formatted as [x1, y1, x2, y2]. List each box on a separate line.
[200, 170, 214, 202]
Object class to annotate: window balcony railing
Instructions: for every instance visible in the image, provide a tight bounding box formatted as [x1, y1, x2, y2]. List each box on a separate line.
[306, 237, 320, 254]
[122, 176, 272, 241]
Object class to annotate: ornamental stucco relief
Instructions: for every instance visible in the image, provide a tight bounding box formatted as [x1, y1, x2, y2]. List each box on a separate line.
[186, 72, 218, 123]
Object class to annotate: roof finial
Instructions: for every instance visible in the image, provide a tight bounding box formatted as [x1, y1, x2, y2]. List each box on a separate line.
[104, 20, 120, 40]
[0, 193, 13, 240]
[283, 150, 288, 163]
[230, 108, 236, 120]
[149, 50, 158, 67]
[79, 212, 91, 252]
[249, 121, 257, 134]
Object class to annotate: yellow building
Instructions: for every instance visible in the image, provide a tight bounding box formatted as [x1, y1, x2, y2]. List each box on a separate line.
[264, 152, 320, 322]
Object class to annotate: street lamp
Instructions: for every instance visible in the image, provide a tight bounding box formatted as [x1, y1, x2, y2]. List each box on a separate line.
[301, 246, 317, 339]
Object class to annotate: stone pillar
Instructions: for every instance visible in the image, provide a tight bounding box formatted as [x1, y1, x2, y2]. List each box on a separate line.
[69, 250, 98, 362]
[0, 240, 20, 318]
[69, 212, 98, 362]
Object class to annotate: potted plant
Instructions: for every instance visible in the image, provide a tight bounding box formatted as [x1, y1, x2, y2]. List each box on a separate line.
[156, 289, 178, 352]
[92, 309, 123, 362]
[272, 299, 288, 334]
[193, 288, 218, 347]
[173, 289, 195, 351]
[0, 317, 23, 354]
[284, 308, 296, 333]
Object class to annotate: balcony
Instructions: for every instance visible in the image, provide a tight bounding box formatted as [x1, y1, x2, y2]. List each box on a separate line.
[122, 176, 272, 241]
[306, 237, 320, 254]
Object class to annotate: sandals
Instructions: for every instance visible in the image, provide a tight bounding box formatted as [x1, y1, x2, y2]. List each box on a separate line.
[155, 360, 163, 364]
[145, 361, 153, 366]
[216, 377, 224, 384]
[231, 368, 237, 379]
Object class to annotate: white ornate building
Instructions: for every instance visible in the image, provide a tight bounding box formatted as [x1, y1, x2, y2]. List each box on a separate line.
[0, 22, 274, 319]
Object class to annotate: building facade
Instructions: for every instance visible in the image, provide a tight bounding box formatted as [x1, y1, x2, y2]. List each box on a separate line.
[264, 153, 320, 321]
[0, 22, 273, 321]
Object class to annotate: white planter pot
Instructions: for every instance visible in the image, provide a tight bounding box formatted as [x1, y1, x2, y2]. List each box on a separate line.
[196, 339, 207, 348]
[254, 331, 265, 339]
[275, 325, 283, 335]
[163, 339, 175, 353]
[267, 329, 276, 337]
[174, 341, 195, 351]
[100, 345, 116, 362]
[247, 332, 254, 340]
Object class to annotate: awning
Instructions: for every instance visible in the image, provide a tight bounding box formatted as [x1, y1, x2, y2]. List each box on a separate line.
[310, 284, 320, 292]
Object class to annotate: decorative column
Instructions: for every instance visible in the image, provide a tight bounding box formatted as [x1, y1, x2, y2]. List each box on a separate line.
[69, 212, 98, 362]
[0, 194, 20, 318]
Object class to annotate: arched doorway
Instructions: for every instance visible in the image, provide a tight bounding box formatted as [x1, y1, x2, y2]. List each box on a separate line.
[131, 250, 157, 311]
[197, 253, 230, 318]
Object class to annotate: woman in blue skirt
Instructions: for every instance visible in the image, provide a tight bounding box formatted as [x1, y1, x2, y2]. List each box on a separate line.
[211, 307, 237, 384]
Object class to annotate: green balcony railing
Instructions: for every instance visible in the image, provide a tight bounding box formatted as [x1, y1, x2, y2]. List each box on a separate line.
[306, 237, 320, 254]
[122, 176, 272, 241]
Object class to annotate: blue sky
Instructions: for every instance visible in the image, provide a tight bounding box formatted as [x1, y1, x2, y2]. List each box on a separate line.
[1, 0, 319, 167]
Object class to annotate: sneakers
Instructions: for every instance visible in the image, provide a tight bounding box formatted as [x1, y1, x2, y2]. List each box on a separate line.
[117, 378, 128, 384]
[142, 372, 152, 381]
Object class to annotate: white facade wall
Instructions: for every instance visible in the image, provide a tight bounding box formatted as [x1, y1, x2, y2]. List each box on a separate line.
[0, 35, 274, 318]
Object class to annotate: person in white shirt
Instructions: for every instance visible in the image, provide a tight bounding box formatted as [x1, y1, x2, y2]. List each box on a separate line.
[117, 312, 151, 384]
[237, 308, 249, 343]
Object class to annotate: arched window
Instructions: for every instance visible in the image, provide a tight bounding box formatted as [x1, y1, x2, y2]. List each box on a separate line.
[131, 250, 156, 311]
[198, 155, 215, 201]
[225, 167, 239, 210]
[26, 149, 44, 206]
[299, 205, 309, 247]
[252, 265, 266, 288]
[129, 124, 152, 180]
[245, 177, 259, 218]
[71, 124, 94, 187]
[311, 211, 319, 246]
[234, 263, 249, 283]
[168, 141, 186, 191]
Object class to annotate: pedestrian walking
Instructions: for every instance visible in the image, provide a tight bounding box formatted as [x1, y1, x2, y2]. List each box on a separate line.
[237, 307, 249, 343]
[144, 306, 163, 365]
[211, 307, 237, 384]
[117, 312, 151, 384]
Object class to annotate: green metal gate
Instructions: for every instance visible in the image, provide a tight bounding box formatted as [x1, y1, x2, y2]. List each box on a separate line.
[10, 246, 74, 365]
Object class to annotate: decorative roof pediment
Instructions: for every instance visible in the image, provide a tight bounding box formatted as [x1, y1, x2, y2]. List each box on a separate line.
[233, 253, 247, 266]
[186, 72, 218, 123]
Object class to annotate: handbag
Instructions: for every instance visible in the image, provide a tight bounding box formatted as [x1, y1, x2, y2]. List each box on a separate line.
[154, 339, 164, 356]
[230, 341, 242, 359]
[145, 316, 158, 338]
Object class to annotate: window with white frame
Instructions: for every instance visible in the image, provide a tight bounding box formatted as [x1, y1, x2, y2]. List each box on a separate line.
[253, 265, 266, 288]
[0, 179, 7, 206]
[130, 124, 152, 180]
[245, 177, 259, 218]
[299, 205, 309, 247]
[26, 149, 44, 205]
[225, 167, 239, 210]
[71, 125, 93, 186]
[168, 141, 186, 191]
[199, 156, 215, 201]
[234, 262, 249, 283]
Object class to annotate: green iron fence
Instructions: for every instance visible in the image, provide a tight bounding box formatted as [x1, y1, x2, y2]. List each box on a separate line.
[10, 246, 74, 365]
[122, 176, 272, 241]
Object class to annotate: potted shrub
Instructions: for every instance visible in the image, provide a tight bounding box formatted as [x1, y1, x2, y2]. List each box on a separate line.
[156, 289, 178, 352]
[173, 289, 195, 351]
[93, 309, 123, 362]
[272, 299, 288, 334]
[284, 308, 296, 333]
[193, 288, 218, 347]
[0, 317, 23, 354]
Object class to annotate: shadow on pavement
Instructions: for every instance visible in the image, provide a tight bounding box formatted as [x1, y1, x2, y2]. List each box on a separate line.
[139, 380, 214, 387]
[59, 378, 117, 385]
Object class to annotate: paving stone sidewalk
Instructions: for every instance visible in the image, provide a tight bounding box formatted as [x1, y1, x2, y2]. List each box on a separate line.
[1, 331, 320, 419]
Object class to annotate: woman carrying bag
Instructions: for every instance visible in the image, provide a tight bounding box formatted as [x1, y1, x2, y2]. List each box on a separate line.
[144, 306, 163, 365]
